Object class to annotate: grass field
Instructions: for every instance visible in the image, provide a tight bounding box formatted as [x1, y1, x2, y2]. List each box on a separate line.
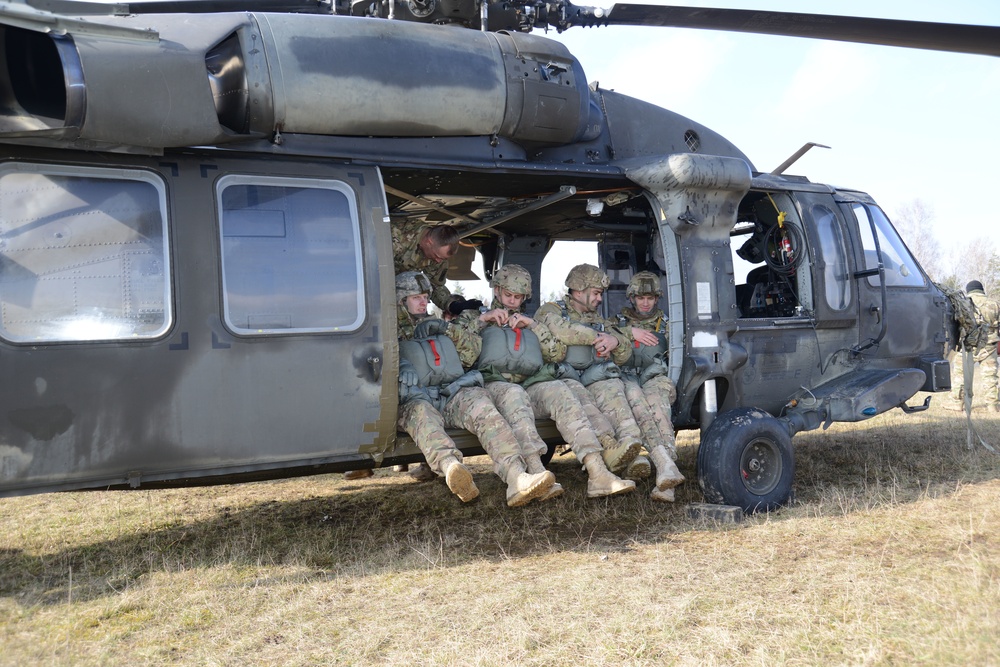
[2, 394, 999, 666]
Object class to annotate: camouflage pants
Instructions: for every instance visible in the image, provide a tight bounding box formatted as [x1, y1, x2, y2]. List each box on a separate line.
[622, 375, 678, 458]
[485, 381, 546, 458]
[566, 377, 642, 445]
[442, 386, 523, 478]
[560, 379, 616, 445]
[397, 399, 460, 474]
[525, 380, 603, 462]
[951, 344, 999, 407]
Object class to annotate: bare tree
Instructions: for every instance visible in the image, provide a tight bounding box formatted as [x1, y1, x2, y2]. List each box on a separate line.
[950, 236, 1000, 295]
[891, 199, 944, 280]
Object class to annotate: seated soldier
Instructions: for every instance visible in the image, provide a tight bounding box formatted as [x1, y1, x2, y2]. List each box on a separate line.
[395, 271, 555, 507]
[617, 271, 686, 501]
[448, 264, 635, 499]
[534, 264, 645, 475]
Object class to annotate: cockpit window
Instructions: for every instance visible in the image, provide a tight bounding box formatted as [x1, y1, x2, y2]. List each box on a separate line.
[853, 203, 925, 288]
[812, 204, 852, 311]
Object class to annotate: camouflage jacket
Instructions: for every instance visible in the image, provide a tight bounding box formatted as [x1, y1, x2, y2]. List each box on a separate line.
[449, 297, 564, 382]
[392, 218, 457, 312]
[617, 307, 669, 338]
[970, 290, 1000, 345]
[534, 297, 631, 366]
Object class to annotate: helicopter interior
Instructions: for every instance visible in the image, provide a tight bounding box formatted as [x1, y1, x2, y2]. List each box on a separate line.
[730, 190, 812, 319]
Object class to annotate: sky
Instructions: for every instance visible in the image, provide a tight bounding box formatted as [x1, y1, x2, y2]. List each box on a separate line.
[451, 0, 1000, 302]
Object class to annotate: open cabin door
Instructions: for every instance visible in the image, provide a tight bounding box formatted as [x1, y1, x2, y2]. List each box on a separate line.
[0, 152, 396, 496]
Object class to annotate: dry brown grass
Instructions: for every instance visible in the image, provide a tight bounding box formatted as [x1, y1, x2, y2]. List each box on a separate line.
[2, 394, 999, 666]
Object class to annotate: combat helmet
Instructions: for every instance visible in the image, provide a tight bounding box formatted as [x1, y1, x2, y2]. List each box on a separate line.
[395, 271, 432, 302]
[626, 271, 663, 300]
[565, 263, 610, 292]
[492, 264, 532, 296]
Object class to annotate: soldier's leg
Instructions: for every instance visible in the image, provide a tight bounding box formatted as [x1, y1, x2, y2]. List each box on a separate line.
[398, 399, 478, 502]
[977, 346, 999, 409]
[642, 375, 678, 459]
[560, 378, 617, 449]
[587, 378, 643, 472]
[442, 387, 554, 506]
[640, 376, 684, 491]
[621, 375, 664, 449]
[950, 352, 966, 402]
[485, 381, 547, 458]
[397, 399, 461, 474]
[526, 380, 602, 462]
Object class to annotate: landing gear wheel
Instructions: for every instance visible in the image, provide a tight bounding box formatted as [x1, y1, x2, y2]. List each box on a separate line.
[697, 407, 795, 513]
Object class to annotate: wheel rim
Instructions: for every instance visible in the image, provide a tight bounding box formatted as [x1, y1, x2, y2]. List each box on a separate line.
[740, 437, 782, 496]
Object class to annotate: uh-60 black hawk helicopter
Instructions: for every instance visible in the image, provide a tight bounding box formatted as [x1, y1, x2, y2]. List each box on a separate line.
[0, 0, 996, 511]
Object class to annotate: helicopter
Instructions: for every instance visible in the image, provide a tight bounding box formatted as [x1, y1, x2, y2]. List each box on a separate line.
[0, 0, 997, 511]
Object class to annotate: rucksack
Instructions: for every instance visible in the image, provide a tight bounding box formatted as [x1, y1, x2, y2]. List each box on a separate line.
[939, 285, 991, 351]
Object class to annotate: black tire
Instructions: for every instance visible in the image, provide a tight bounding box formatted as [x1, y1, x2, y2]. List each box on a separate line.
[697, 407, 795, 513]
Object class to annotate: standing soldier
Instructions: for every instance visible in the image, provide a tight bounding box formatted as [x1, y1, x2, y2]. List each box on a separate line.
[534, 264, 645, 474]
[449, 264, 636, 498]
[949, 280, 1000, 413]
[617, 271, 686, 501]
[395, 271, 556, 506]
[392, 220, 483, 315]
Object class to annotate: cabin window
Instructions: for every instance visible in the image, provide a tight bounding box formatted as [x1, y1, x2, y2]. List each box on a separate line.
[812, 205, 852, 311]
[0, 164, 171, 343]
[217, 175, 364, 335]
[852, 203, 925, 288]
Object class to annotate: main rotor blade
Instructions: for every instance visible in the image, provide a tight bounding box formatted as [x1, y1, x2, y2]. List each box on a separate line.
[580, 5, 1000, 57]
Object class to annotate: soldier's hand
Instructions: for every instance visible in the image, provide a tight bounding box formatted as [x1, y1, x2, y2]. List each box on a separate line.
[479, 308, 509, 326]
[593, 332, 619, 357]
[509, 313, 534, 329]
[632, 327, 659, 347]
[399, 359, 419, 387]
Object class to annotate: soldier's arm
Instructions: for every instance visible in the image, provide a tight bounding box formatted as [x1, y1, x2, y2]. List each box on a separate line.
[445, 320, 482, 369]
[608, 326, 633, 366]
[529, 319, 568, 364]
[534, 302, 600, 346]
[423, 260, 460, 312]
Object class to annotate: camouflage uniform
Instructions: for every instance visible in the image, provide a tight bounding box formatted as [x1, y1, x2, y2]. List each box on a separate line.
[398, 304, 523, 479]
[449, 295, 604, 464]
[951, 283, 1000, 410]
[534, 270, 644, 452]
[392, 219, 458, 312]
[619, 303, 679, 458]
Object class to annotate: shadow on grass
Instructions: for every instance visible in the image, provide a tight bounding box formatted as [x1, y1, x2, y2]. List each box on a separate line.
[2, 404, 998, 606]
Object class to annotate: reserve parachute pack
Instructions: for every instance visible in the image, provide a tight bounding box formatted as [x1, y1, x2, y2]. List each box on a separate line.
[399, 321, 465, 387]
[558, 300, 602, 369]
[622, 331, 667, 371]
[939, 284, 991, 351]
[475, 325, 543, 378]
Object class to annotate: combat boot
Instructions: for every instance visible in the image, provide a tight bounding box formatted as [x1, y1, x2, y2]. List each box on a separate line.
[650, 487, 675, 502]
[343, 469, 373, 480]
[583, 452, 635, 498]
[625, 455, 651, 480]
[526, 454, 564, 502]
[602, 437, 642, 473]
[408, 462, 437, 482]
[440, 456, 479, 502]
[505, 460, 556, 507]
[649, 445, 685, 490]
